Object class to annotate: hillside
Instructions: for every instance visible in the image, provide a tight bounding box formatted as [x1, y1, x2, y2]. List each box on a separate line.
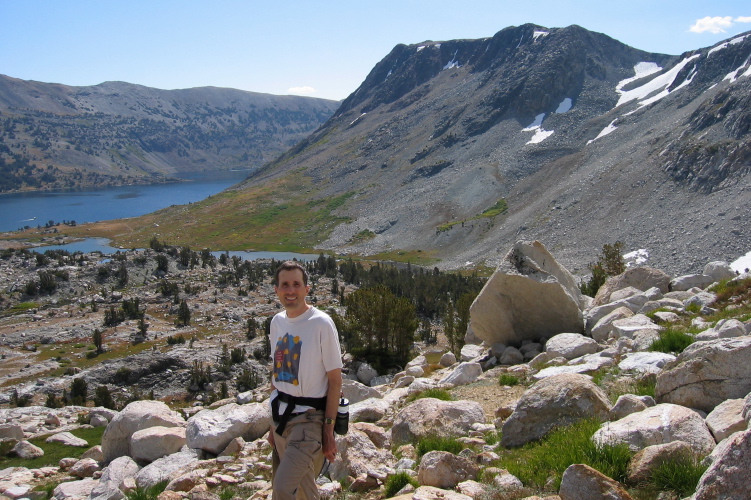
[24, 24, 751, 276]
[0, 76, 339, 192]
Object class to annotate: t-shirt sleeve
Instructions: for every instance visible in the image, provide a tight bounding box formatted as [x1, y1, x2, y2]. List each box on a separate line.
[320, 315, 343, 372]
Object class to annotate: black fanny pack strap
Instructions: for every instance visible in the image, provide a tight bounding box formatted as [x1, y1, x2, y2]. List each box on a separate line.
[272, 391, 327, 436]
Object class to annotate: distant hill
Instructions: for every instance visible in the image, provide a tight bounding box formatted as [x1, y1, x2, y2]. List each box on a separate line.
[50, 24, 751, 275]
[0, 76, 339, 192]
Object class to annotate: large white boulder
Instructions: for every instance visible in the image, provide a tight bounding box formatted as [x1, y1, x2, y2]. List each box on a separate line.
[469, 241, 586, 346]
[655, 337, 751, 413]
[185, 402, 269, 454]
[102, 401, 186, 463]
[593, 403, 715, 455]
[391, 398, 485, 446]
[502, 373, 611, 447]
[592, 267, 671, 306]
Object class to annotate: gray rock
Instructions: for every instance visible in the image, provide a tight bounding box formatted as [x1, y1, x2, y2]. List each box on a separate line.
[559, 463, 633, 500]
[328, 427, 396, 481]
[627, 441, 695, 483]
[459, 344, 485, 361]
[185, 402, 269, 455]
[135, 450, 199, 489]
[392, 398, 485, 446]
[469, 241, 586, 347]
[440, 352, 457, 367]
[12, 440, 44, 459]
[502, 373, 611, 447]
[694, 428, 751, 499]
[131, 426, 187, 463]
[350, 397, 390, 423]
[593, 267, 671, 306]
[356, 363, 378, 385]
[417, 451, 479, 489]
[499, 346, 523, 365]
[46, 431, 88, 447]
[593, 403, 716, 455]
[545, 333, 600, 360]
[617, 352, 676, 374]
[655, 337, 751, 413]
[671, 274, 715, 291]
[53, 477, 98, 500]
[102, 400, 186, 463]
[438, 362, 482, 386]
[609, 394, 651, 421]
[705, 399, 747, 443]
[342, 378, 382, 404]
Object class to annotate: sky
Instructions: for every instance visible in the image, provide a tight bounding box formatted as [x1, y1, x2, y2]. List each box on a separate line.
[1, 1, 750, 102]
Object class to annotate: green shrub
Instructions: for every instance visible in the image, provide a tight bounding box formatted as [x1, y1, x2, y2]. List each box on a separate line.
[405, 387, 454, 404]
[416, 435, 463, 459]
[384, 472, 419, 498]
[499, 374, 520, 386]
[647, 454, 707, 497]
[649, 327, 695, 354]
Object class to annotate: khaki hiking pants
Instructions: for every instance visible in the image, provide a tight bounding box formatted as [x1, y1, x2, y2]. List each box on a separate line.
[272, 410, 325, 500]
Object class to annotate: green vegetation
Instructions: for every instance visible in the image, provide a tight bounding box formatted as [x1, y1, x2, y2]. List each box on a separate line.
[384, 472, 419, 498]
[437, 198, 508, 233]
[405, 388, 454, 404]
[0, 426, 105, 469]
[497, 419, 632, 491]
[499, 374, 520, 386]
[124, 481, 169, 500]
[580, 241, 626, 297]
[647, 453, 707, 497]
[649, 327, 695, 354]
[416, 435, 464, 459]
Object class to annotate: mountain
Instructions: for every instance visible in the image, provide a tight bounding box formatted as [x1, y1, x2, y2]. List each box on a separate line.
[47, 24, 751, 276]
[0, 76, 339, 192]
[233, 23, 750, 275]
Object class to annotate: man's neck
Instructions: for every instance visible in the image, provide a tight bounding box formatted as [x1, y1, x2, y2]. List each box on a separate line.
[285, 302, 310, 319]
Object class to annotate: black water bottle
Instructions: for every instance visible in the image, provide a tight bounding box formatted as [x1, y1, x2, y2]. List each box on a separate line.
[334, 397, 349, 435]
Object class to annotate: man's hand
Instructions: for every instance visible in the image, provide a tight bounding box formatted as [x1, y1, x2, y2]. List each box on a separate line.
[267, 426, 275, 448]
[322, 426, 337, 462]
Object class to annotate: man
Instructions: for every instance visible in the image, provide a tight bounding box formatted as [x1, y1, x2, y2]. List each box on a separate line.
[268, 261, 343, 500]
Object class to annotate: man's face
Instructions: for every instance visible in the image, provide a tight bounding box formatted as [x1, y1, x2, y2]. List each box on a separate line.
[275, 268, 310, 317]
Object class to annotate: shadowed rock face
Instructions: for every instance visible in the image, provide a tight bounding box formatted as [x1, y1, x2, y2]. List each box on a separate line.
[469, 241, 585, 346]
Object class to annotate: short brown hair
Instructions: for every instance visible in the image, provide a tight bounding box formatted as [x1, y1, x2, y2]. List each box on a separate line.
[274, 261, 309, 286]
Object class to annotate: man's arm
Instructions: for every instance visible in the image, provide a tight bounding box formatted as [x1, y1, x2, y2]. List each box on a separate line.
[322, 368, 342, 462]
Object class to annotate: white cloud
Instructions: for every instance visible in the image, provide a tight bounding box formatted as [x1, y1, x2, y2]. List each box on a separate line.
[690, 16, 734, 33]
[689, 15, 751, 34]
[287, 86, 316, 95]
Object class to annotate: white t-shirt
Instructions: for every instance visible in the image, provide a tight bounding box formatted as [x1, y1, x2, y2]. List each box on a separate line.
[269, 306, 342, 413]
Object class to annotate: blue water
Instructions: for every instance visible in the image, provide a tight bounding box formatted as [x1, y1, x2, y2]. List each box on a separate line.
[0, 170, 251, 233]
[35, 237, 318, 262]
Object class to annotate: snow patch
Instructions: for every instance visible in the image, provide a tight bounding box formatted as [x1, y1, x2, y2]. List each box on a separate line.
[616, 62, 663, 93]
[708, 35, 748, 56]
[616, 55, 701, 108]
[731, 250, 751, 274]
[723, 53, 751, 82]
[624, 249, 650, 267]
[349, 113, 366, 126]
[417, 45, 426, 52]
[555, 97, 572, 113]
[523, 115, 553, 144]
[587, 120, 618, 144]
[533, 30, 549, 41]
[435, 43, 441, 49]
[443, 50, 460, 70]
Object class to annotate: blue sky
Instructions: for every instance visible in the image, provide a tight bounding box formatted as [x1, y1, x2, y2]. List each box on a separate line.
[1, 1, 749, 101]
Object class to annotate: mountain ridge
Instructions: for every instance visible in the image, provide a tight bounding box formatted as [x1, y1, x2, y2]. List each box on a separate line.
[236, 24, 751, 275]
[0, 75, 339, 191]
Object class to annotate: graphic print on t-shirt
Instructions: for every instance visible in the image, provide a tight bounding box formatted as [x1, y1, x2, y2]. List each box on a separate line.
[273, 333, 302, 386]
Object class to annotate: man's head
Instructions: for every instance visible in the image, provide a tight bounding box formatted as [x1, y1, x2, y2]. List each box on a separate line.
[274, 261, 309, 286]
[274, 261, 310, 318]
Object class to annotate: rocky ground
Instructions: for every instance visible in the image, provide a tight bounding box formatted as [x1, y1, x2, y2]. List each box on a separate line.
[2, 242, 751, 500]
